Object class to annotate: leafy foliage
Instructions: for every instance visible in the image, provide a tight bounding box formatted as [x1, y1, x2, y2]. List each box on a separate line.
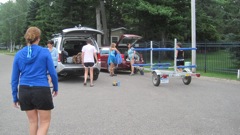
[0, 0, 239, 44]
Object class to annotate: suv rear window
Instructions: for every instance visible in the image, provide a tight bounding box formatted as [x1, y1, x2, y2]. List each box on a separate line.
[100, 49, 109, 54]
[117, 47, 128, 54]
[63, 40, 86, 56]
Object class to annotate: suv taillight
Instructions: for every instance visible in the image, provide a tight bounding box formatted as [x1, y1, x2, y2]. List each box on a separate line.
[58, 54, 62, 62]
[121, 54, 125, 59]
[97, 53, 101, 62]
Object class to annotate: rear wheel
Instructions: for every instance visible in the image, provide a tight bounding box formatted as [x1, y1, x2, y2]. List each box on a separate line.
[152, 72, 160, 86]
[58, 76, 64, 81]
[93, 74, 99, 80]
[182, 76, 191, 85]
[57, 73, 68, 81]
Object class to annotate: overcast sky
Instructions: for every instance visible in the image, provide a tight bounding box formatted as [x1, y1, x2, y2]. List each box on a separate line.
[0, 0, 15, 4]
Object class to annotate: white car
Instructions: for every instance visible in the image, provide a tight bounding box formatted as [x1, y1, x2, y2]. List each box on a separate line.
[52, 25, 103, 80]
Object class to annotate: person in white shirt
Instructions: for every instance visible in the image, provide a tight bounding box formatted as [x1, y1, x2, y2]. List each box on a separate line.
[81, 39, 98, 87]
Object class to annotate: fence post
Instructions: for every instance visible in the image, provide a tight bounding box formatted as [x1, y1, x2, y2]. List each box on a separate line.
[150, 41, 153, 70]
[238, 69, 240, 79]
[204, 42, 207, 73]
[174, 38, 177, 73]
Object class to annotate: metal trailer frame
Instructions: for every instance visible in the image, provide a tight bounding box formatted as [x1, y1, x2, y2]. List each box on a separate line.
[133, 39, 200, 86]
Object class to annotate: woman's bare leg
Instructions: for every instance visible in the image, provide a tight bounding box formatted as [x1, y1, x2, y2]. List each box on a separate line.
[84, 67, 88, 83]
[37, 110, 51, 135]
[109, 64, 112, 75]
[110, 63, 114, 75]
[131, 59, 135, 74]
[26, 110, 38, 135]
[112, 64, 115, 75]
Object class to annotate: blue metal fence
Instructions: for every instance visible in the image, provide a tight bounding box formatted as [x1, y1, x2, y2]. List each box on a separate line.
[136, 41, 240, 74]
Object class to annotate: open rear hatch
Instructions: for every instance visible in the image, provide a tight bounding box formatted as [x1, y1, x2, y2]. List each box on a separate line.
[115, 34, 143, 62]
[116, 34, 142, 48]
[62, 26, 104, 37]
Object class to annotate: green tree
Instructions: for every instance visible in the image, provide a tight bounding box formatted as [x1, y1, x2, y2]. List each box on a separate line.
[0, 0, 29, 50]
[221, 0, 240, 41]
[1, 0, 240, 46]
[0, 1, 19, 50]
[15, 0, 29, 44]
[196, 0, 225, 41]
[117, 0, 191, 42]
[27, 0, 99, 44]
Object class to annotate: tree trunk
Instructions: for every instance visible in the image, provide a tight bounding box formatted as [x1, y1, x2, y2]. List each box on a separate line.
[99, 0, 109, 46]
[96, 6, 102, 47]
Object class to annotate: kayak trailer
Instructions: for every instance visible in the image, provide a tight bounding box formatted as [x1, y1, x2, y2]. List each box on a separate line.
[133, 39, 200, 86]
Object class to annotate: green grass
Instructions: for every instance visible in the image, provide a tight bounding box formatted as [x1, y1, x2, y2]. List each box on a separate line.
[197, 50, 237, 69]
[197, 70, 239, 80]
[0, 50, 17, 56]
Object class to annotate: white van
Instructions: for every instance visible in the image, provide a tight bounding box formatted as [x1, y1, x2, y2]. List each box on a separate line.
[53, 25, 103, 80]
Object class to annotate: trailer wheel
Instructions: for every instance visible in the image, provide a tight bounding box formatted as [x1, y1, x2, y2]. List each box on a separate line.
[182, 76, 191, 85]
[152, 72, 160, 86]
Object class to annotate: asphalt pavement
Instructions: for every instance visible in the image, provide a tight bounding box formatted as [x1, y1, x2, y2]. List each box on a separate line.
[0, 54, 240, 135]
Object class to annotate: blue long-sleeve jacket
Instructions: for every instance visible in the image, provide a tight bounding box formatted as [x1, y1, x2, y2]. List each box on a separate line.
[11, 44, 58, 103]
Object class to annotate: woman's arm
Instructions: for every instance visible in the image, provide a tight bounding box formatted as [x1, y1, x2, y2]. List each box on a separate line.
[11, 56, 20, 103]
[52, 48, 58, 61]
[114, 48, 120, 53]
[47, 53, 58, 92]
[94, 52, 98, 63]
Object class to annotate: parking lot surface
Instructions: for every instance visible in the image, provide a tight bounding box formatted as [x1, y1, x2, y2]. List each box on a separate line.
[1, 54, 240, 135]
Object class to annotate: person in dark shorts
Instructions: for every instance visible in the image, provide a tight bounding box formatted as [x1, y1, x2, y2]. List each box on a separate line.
[11, 27, 58, 135]
[81, 39, 98, 87]
[176, 42, 184, 72]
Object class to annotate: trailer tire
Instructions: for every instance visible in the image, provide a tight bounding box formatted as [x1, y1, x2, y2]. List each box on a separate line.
[152, 72, 160, 86]
[182, 76, 191, 85]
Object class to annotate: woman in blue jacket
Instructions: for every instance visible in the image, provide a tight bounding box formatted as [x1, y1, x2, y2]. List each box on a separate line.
[11, 27, 58, 135]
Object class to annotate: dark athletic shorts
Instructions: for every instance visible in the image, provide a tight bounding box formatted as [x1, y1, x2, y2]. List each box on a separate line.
[84, 62, 94, 67]
[18, 85, 54, 111]
[177, 60, 184, 66]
